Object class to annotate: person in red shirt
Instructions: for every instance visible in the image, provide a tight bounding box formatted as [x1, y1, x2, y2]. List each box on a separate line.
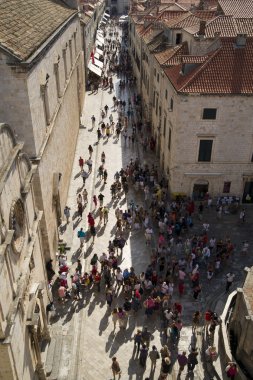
[94, 272, 101, 292]
[174, 302, 182, 317]
[79, 156, 84, 170]
[178, 282, 185, 297]
[88, 212, 95, 227]
[205, 310, 213, 329]
[91, 265, 97, 277]
[59, 264, 69, 273]
[60, 278, 67, 288]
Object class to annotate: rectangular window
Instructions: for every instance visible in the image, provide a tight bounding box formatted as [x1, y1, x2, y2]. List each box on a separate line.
[168, 128, 171, 151]
[155, 97, 158, 116]
[165, 89, 168, 99]
[62, 48, 67, 80]
[154, 68, 156, 77]
[54, 63, 61, 98]
[170, 98, 173, 111]
[203, 108, 217, 120]
[69, 40, 73, 67]
[176, 33, 182, 44]
[163, 117, 166, 137]
[73, 32, 77, 56]
[198, 140, 213, 162]
[157, 73, 159, 82]
[153, 91, 155, 107]
[223, 181, 231, 193]
[251, 153, 253, 162]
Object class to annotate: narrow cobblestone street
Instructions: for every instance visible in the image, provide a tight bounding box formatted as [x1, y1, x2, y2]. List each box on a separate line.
[46, 24, 253, 380]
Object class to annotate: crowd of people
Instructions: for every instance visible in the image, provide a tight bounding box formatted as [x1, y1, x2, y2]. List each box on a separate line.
[46, 16, 241, 380]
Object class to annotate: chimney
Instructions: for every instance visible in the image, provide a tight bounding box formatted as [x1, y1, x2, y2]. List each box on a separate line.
[198, 20, 206, 36]
[236, 34, 247, 48]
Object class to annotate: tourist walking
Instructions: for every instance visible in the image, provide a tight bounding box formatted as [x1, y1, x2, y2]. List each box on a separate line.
[149, 345, 160, 371]
[226, 272, 235, 292]
[139, 344, 148, 367]
[187, 349, 198, 372]
[225, 362, 238, 379]
[177, 351, 188, 375]
[134, 329, 142, 354]
[77, 228, 86, 248]
[111, 357, 121, 380]
[64, 206, 70, 223]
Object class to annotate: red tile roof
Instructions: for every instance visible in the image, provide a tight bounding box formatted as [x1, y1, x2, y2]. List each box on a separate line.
[218, 0, 253, 18]
[171, 14, 202, 28]
[193, 10, 218, 20]
[157, 10, 188, 20]
[164, 37, 253, 94]
[154, 45, 180, 64]
[205, 16, 253, 37]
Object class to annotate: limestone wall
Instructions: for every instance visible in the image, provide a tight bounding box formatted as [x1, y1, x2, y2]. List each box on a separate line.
[0, 54, 35, 155]
[153, 72, 253, 197]
[27, 18, 83, 156]
[36, 62, 81, 257]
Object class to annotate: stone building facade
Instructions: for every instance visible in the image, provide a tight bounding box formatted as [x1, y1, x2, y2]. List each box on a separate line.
[0, 0, 85, 259]
[129, 0, 253, 201]
[229, 267, 253, 378]
[0, 123, 50, 380]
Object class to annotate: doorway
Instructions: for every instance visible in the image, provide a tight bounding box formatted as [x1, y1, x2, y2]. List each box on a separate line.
[193, 181, 209, 200]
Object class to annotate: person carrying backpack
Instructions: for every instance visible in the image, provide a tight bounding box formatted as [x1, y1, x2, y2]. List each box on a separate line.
[149, 345, 160, 370]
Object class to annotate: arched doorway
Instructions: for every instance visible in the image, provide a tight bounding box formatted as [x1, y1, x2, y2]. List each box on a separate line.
[192, 179, 209, 200]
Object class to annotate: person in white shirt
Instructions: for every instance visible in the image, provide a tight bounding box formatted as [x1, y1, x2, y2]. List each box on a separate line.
[116, 270, 123, 288]
[161, 282, 169, 295]
[209, 237, 216, 252]
[226, 273, 235, 292]
[203, 247, 211, 265]
[145, 227, 153, 245]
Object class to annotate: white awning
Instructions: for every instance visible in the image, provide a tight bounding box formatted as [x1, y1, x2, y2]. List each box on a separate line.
[104, 12, 110, 18]
[88, 61, 102, 77]
[94, 52, 100, 59]
[100, 20, 106, 25]
[96, 47, 103, 55]
[97, 30, 104, 36]
[95, 40, 104, 49]
[97, 35, 104, 44]
[94, 58, 103, 69]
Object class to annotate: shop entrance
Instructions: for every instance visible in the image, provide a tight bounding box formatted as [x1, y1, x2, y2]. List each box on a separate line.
[242, 181, 253, 203]
[193, 181, 209, 200]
